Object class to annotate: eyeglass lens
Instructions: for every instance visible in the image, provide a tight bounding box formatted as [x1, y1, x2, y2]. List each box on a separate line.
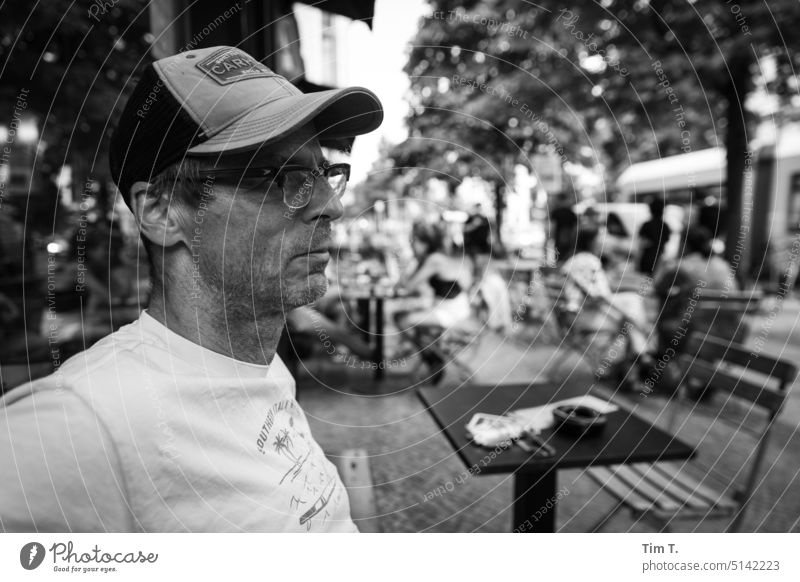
[282, 167, 348, 209]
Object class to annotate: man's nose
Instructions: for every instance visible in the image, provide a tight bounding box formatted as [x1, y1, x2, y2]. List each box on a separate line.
[301, 177, 344, 223]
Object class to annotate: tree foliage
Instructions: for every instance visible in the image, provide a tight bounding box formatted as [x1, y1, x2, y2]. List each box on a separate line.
[397, 0, 601, 226]
[0, 0, 151, 183]
[399, 0, 800, 264]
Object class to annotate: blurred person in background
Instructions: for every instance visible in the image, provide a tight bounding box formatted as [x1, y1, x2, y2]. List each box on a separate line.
[394, 221, 473, 330]
[463, 203, 492, 259]
[470, 253, 513, 334]
[654, 225, 734, 357]
[560, 227, 656, 382]
[394, 222, 474, 382]
[549, 192, 578, 262]
[638, 198, 671, 276]
[285, 261, 374, 361]
[0, 209, 48, 370]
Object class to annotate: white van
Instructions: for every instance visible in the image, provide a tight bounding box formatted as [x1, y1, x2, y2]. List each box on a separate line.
[593, 203, 685, 266]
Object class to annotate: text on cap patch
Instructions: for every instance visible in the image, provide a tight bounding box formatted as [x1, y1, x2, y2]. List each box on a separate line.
[196, 48, 276, 85]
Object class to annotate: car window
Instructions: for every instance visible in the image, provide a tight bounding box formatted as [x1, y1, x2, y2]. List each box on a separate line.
[606, 213, 629, 237]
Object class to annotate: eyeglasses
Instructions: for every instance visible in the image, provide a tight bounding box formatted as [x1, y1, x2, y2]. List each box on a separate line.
[198, 162, 350, 210]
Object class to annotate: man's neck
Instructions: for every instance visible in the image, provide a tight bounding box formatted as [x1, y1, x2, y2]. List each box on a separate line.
[147, 285, 284, 366]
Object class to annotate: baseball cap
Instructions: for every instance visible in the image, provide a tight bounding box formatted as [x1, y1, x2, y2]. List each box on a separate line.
[109, 46, 383, 202]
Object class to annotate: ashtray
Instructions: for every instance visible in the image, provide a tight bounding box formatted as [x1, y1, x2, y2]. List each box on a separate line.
[552, 405, 607, 437]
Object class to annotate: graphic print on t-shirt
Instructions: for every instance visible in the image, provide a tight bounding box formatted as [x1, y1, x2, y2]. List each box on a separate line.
[256, 399, 344, 530]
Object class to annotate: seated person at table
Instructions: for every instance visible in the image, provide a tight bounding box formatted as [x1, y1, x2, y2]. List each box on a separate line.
[560, 228, 655, 375]
[470, 254, 513, 334]
[284, 259, 374, 361]
[654, 226, 736, 353]
[394, 222, 473, 330]
[286, 304, 373, 361]
[394, 223, 474, 383]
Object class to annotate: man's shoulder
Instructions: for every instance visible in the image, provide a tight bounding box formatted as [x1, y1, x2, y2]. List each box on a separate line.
[10, 317, 165, 420]
[0, 376, 131, 532]
[58, 317, 152, 378]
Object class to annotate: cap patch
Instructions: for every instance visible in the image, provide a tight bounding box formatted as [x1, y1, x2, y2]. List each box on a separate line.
[196, 48, 276, 85]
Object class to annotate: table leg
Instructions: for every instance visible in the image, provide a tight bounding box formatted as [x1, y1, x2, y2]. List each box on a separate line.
[356, 298, 371, 344]
[374, 297, 384, 380]
[513, 470, 558, 533]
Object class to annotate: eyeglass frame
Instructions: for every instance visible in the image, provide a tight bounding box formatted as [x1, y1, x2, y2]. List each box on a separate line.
[197, 162, 351, 210]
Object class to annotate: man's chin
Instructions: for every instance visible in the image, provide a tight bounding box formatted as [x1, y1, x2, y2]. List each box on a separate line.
[283, 273, 328, 309]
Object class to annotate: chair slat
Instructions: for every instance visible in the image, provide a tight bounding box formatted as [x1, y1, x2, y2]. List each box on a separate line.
[635, 463, 736, 511]
[648, 463, 737, 511]
[628, 464, 709, 511]
[683, 358, 786, 412]
[587, 467, 652, 513]
[589, 332, 791, 532]
[686, 335, 797, 384]
[610, 465, 683, 512]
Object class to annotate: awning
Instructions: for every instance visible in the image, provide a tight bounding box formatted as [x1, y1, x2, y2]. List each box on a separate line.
[295, 0, 375, 29]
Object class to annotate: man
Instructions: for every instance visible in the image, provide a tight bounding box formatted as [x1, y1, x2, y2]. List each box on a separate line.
[0, 46, 383, 532]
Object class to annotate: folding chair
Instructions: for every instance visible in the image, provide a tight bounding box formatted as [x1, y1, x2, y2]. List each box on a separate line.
[587, 333, 797, 532]
[540, 273, 638, 384]
[404, 322, 478, 385]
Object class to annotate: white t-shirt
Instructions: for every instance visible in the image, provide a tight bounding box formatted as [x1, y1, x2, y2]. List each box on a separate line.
[0, 312, 356, 532]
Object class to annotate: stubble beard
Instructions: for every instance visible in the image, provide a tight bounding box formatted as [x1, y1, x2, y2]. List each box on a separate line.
[201, 258, 329, 318]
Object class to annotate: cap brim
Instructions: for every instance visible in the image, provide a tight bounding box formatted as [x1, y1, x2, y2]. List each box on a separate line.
[187, 86, 383, 155]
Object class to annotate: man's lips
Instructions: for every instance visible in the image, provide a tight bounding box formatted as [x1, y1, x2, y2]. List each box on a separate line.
[294, 245, 331, 259]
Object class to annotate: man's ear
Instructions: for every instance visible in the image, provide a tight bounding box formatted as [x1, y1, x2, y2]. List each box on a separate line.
[129, 181, 191, 248]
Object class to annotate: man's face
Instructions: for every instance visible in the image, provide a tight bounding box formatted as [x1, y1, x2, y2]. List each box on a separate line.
[188, 125, 344, 316]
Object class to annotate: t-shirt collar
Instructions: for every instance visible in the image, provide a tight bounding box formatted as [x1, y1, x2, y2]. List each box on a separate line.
[139, 310, 275, 379]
